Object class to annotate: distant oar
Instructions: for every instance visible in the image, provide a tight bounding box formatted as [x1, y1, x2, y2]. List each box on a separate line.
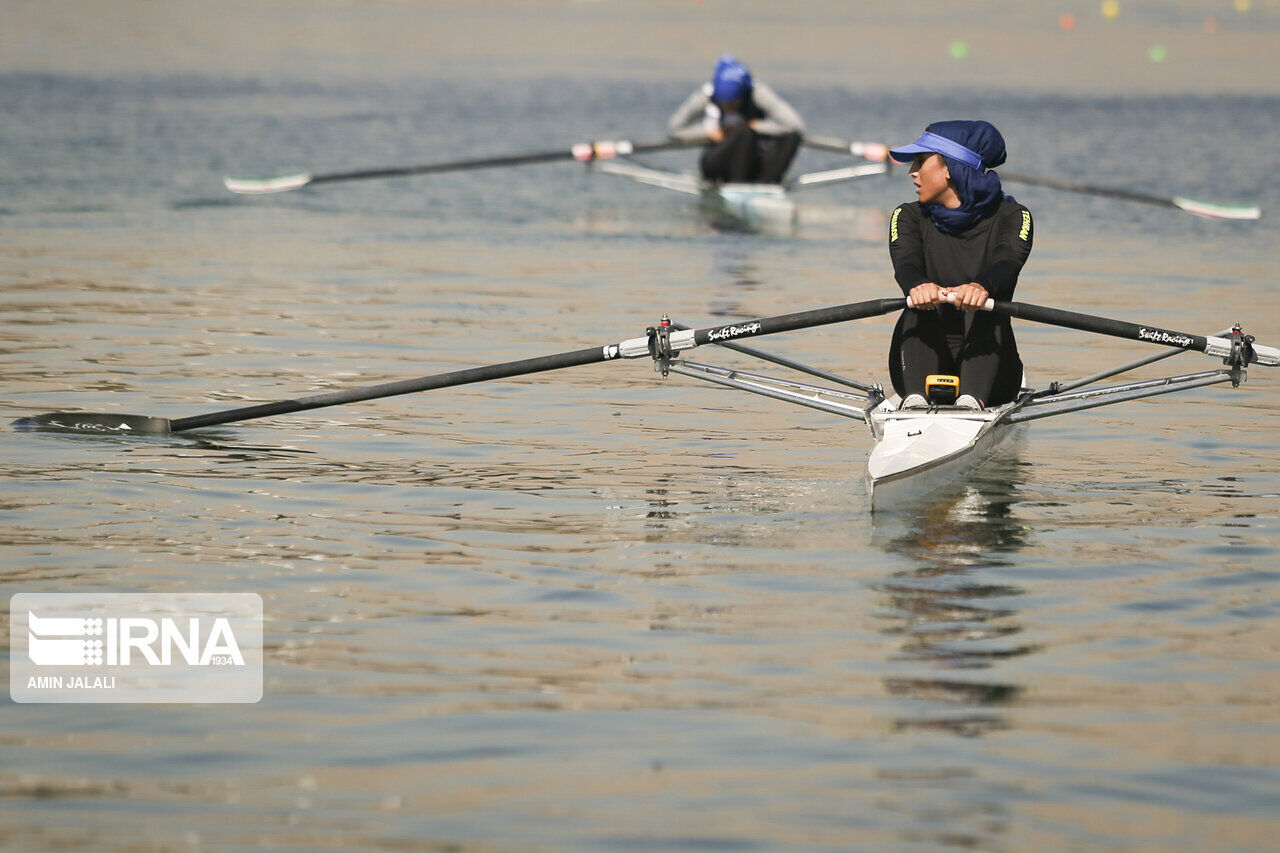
[998, 171, 1260, 221]
[802, 135, 891, 163]
[805, 136, 1258, 220]
[16, 298, 907, 437]
[223, 138, 699, 194]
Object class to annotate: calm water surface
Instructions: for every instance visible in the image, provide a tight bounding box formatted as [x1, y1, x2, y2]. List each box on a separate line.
[3, 18, 1280, 852]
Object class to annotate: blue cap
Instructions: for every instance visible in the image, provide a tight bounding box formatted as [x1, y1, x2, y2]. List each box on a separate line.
[889, 131, 984, 170]
[711, 55, 753, 103]
[889, 121, 1008, 172]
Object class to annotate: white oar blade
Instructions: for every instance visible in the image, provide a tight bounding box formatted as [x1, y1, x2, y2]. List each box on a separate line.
[1172, 196, 1261, 220]
[223, 173, 314, 195]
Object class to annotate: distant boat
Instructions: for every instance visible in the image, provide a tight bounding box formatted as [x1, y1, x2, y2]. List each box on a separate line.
[591, 156, 887, 230]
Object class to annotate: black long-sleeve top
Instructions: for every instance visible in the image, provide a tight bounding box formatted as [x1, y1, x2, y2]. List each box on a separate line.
[889, 198, 1033, 300]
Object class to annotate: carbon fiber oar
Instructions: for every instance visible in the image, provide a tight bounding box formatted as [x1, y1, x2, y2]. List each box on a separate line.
[909, 292, 1280, 367]
[15, 298, 907, 437]
[986, 300, 1279, 366]
[998, 171, 1260, 220]
[223, 138, 698, 194]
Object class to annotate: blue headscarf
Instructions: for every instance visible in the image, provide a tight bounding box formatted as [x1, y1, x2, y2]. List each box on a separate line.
[890, 120, 1011, 234]
[711, 55, 753, 103]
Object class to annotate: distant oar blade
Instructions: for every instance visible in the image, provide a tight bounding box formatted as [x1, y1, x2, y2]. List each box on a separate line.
[223, 173, 314, 195]
[1171, 196, 1261, 221]
[14, 412, 173, 436]
[1000, 171, 1260, 221]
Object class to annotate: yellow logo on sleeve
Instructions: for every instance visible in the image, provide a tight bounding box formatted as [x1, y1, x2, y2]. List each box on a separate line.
[890, 207, 902, 242]
[1019, 209, 1032, 241]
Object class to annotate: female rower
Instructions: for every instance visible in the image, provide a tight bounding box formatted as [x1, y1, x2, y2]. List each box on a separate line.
[667, 55, 805, 185]
[886, 120, 1033, 409]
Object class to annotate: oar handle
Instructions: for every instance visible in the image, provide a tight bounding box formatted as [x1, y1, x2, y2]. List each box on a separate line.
[655, 298, 907, 356]
[171, 346, 613, 432]
[904, 291, 996, 311]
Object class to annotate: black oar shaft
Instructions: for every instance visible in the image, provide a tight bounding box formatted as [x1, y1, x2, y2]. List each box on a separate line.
[670, 321, 875, 392]
[991, 300, 1210, 353]
[308, 150, 583, 185]
[802, 135, 858, 155]
[170, 298, 906, 433]
[170, 346, 611, 433]
[1051, 328, 1235, 393]
[691, 298, 906, 348]
[999, 171, 1176, 208]
[800, 136, 888, 161]
[23, 296, 910, 436]
[303, 140, 693, 187]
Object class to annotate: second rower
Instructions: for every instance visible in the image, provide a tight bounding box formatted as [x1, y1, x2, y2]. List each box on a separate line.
[667, 55, 805, 185]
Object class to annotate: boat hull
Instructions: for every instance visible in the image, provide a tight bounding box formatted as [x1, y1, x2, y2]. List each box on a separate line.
[706, 183, 796, 227]
[866, 398, 1027, 510]
[591, 160, 794, 229]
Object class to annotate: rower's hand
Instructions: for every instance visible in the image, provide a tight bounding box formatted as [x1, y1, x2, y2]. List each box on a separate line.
[947, 283, 989, 312]
[706, 126, 725, 143]
[908, 283, 945, 309]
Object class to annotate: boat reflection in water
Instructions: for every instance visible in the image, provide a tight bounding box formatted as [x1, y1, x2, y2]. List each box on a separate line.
[870, 448, 1035, 739]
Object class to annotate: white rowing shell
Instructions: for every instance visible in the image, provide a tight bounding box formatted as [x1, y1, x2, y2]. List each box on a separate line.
[866, 398, 1027, 509]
